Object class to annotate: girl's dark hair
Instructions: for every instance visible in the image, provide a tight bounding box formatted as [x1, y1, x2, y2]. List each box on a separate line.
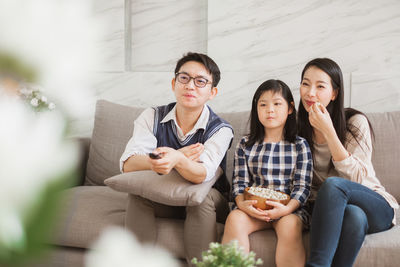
[174, 52, 221, 87]
[246, 79, 297, 147]
[297, 58, 374, 157]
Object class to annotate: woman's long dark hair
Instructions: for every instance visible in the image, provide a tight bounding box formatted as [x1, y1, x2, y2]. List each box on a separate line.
[246, 79, 297, 147]
[297, 58, 374, 157]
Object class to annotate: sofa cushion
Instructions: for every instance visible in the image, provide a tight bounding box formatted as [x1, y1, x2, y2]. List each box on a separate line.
[218, 111, 250, 187]
[85, 100, 144, 185]
[52, 186, 127, 249]
[248, 223, 400, 267]
[105, 168, 221, 206]
[354, 224, 400, 267]
[367, 111, 400, 200]
[30, 246, 85, 267]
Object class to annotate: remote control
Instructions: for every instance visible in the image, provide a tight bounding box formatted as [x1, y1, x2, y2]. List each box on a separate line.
[149, 152, 162, 159]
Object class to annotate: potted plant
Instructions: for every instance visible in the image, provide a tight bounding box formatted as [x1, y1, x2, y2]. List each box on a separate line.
[192, 241, 263, 267]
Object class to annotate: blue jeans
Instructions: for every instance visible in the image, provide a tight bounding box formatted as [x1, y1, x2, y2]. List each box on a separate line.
[306, 177, 394, 267]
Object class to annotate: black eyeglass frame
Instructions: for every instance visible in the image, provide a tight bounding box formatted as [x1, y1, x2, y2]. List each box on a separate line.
[175, 72, 212, 88]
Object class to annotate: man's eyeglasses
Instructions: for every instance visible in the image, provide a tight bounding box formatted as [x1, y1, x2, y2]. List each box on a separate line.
[175, 72, 212, 88]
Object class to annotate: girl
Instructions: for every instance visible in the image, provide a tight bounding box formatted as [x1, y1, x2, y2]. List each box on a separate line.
[298, 58, 399, 267]
[222, 79, 313, 267]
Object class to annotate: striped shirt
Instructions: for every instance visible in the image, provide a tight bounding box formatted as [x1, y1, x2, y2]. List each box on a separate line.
[232, 135, 313, 207]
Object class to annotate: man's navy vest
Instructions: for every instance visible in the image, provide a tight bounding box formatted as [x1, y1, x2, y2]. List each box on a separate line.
[153, 102, 233, 196]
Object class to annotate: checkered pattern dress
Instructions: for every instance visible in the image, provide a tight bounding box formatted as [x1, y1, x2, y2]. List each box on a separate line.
[232, 135, 313, 226]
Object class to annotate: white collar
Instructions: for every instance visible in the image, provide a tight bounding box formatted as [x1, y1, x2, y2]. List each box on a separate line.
[160, 104, 210, 136]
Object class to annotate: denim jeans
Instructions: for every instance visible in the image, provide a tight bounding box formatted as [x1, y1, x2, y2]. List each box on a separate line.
[306, 177, 394, 267]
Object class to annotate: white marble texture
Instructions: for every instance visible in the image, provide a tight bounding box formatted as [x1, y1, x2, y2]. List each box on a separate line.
[93, 0, 125, 72]
[208, 0, 400, 73]
[130, 0, 207, 71]
[72, 0, 400, 137]
[351, 72, 400, 113]
[92, 71, 175, 106]
[208, 0, 400, 113]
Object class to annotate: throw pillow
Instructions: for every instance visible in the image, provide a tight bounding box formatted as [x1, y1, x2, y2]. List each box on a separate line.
[105, 168, 222, 206]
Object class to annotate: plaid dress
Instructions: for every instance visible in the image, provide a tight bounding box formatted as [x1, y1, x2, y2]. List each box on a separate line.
[232, 135, 313, 226]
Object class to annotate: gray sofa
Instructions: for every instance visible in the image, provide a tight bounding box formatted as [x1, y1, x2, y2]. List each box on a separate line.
[32, 100, 400, 267]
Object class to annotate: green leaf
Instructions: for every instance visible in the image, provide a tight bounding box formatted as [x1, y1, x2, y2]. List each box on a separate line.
[0, 52, 37, 83]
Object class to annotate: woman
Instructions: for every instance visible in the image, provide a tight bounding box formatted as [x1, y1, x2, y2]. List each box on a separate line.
[297, 58, 398, 267]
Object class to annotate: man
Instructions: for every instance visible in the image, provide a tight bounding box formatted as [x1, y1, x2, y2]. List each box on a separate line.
[120, 52, 233, 263]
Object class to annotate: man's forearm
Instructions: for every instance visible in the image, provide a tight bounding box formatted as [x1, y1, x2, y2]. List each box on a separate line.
[122, 154, 151, 172]
[175, 156, 207, 184]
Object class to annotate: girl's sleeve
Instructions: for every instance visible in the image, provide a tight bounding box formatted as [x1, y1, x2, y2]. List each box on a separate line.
[291, 138, 313, 205]
[332, 115, 374, 183]
[232, 138, 250, 200]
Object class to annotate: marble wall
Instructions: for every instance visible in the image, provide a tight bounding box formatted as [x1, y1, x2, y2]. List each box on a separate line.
[73, 0, 400, 136]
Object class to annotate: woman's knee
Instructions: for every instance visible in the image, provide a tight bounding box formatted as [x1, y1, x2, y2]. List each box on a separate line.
[342, 205, 368, 236]
[323, 176, 344, 188]
[318, 176, 347, 196]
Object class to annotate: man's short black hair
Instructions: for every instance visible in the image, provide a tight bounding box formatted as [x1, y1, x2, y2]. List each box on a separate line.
[174, 52, 221, 87]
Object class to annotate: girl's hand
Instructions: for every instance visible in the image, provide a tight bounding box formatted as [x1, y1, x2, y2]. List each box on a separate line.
[236, 198, 271, 222]
[308, 102, 335, 138]
[178, 143, 204, 162]
[263, 201, 291, 220]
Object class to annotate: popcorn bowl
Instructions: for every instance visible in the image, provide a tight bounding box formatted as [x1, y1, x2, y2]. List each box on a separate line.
[243, 186, 290, 210]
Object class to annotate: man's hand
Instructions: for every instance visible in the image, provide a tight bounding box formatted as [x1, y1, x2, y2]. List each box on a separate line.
[148, 147, 184, 175]
[178, 143, 204, 162]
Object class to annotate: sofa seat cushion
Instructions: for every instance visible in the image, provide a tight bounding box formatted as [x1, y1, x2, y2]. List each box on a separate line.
[52, 186, 127, 249]
[30, 246, 85, 267]
[248, 213, 400, 267]
[355, 223, 400, 266]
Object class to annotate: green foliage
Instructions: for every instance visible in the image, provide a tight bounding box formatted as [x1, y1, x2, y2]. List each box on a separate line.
[192, 241, 263, 267]
[0, 52, 37, 83]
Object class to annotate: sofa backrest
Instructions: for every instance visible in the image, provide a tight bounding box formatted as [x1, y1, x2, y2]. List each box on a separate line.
[85, 100, 144, 185]
[86, 100, 400, 201]
[219, 111, 250, 186]
[366, 111, 400, 201]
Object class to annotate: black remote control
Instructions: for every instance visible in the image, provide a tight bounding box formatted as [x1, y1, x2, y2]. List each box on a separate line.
[149, 152, 161, 159]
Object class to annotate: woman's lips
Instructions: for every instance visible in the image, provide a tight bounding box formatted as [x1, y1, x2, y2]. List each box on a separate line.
[305, 100, 315, 107]
[184, 94, 195, 98]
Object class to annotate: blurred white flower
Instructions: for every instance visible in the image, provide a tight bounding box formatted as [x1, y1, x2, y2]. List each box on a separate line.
[0, 0, 104, 263]
[30, 98, 39, 107]
[19, 87, 32, 96]
[85, 227, 179, 267]
[0, 0, 101, 119]
[0, 97, 78, 250]
[49, 102, 56, 110]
